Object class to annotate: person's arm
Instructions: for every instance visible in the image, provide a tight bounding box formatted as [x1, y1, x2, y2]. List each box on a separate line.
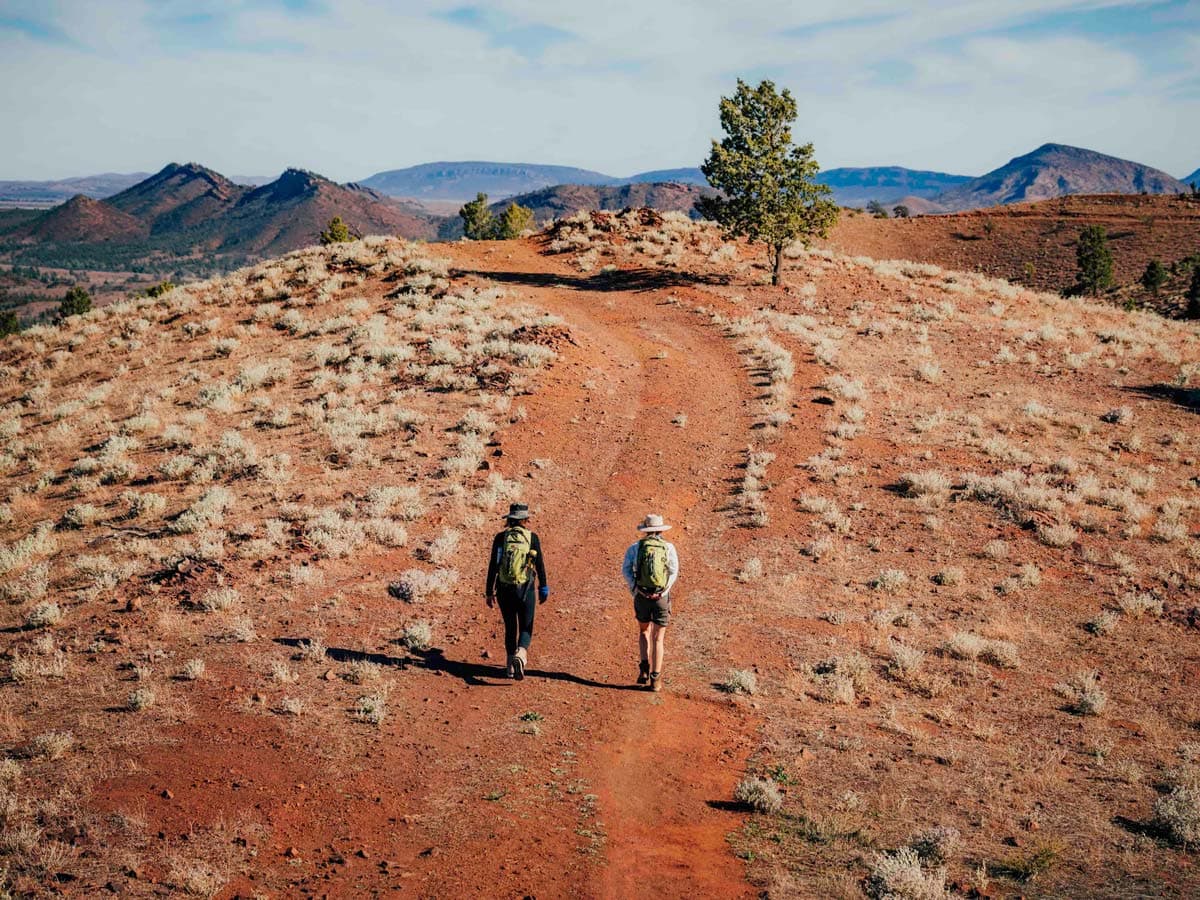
[622, 543, 638, 594]
[531, 532, 549, 601]
[485, 533, 501, 599]
[664, 542, 680, 594]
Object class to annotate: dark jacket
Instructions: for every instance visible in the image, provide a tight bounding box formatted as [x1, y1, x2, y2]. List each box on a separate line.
[485, 527, 548, 595]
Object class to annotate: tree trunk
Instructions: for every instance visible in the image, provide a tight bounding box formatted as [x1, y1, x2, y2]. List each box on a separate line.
[771, 244, 783, 285]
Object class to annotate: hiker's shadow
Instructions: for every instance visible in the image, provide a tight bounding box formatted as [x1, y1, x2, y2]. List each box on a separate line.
[414, 648, 646, 691]
[272, 639, 643, 690]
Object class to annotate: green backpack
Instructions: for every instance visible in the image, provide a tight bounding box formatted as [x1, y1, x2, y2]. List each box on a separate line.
[635, 535, 670, 593]
[497, 526, 535, 586]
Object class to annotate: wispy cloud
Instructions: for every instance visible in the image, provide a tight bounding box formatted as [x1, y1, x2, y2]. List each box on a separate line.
[0, 0, 1194, 180]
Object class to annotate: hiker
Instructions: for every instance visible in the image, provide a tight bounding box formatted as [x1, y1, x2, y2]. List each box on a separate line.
[485, 503, 550, 680]
[622, 514, 679, 692]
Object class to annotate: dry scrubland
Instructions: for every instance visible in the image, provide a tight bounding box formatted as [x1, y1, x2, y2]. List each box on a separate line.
[0, 236, 563, 894]
[0, 207, 1197, 897]
[549, 209, 1199, 896]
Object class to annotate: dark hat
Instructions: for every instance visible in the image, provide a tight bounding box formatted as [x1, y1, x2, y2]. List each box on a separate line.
[503, 503, 531, 521]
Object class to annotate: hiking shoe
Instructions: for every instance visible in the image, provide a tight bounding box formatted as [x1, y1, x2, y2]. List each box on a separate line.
[513, 648, 526, 681]
[637, 661, 650, 686]
[649, 672, 662, 693]
[505, 655, 515, 679]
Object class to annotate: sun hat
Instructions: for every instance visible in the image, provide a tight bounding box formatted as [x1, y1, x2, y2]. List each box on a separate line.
[503, 503, 531, 521]
[637, 513, 672, 533]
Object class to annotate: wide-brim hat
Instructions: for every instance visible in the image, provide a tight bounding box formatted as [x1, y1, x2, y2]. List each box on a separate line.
[637, 513, 672, 533]
[503, 503, 531, 521]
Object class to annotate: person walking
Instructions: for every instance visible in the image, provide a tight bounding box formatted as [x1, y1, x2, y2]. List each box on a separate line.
[623, 514, 679, 692]
[485, 503, 549, 680]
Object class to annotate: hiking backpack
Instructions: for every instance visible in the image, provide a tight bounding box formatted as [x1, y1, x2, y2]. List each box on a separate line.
[635, 535, 670, 593]
[497, 526, 535, 586]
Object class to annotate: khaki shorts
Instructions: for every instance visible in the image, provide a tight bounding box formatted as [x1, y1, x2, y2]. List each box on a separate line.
[634, 590, 671, 626]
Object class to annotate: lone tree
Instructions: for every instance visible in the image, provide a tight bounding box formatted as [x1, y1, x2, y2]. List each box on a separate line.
[58, 286, 92, 319]
[1187, 265, 1200, 320]
[319, 216, 353, 245]
[496, 202, 535, 239]
[0, 310, 18, 338]
[892, 204, 910, 218]
[1075, 225, 1114, 295]
[697, 79, 838, 285]
[459, 193, 496, 240]
[867, 200, 889, 218]
[1140, 259, 1167, 295]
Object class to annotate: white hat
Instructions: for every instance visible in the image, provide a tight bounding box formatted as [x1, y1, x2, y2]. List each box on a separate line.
[637, 513, 672, 533]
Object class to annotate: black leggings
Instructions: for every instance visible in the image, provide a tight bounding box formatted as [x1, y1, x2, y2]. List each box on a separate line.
[497, 581, 536, 655]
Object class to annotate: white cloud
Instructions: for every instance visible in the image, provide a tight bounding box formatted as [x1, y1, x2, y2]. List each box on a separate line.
[0, 0, 1194, 180]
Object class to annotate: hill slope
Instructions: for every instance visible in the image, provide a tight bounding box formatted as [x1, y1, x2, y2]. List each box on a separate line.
[824, 192, 1200, 309]
[1182, 167, 1200, 187]
[1, 222, 1197, 897]
[360, 161, 617, 201]
[819, 166, 972, 206]
[17, 194, 147, 243]
[935, 143, 1188, 211]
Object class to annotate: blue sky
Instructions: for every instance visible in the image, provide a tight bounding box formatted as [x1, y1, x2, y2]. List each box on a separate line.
[0, 0, 1196, 181]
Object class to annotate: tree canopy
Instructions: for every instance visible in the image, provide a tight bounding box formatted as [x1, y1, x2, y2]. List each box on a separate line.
[58, 286, 92, 319]
[319, 216, 353, 245]
[697, 79, 838, 285]
[1075, 225, 1113, 296]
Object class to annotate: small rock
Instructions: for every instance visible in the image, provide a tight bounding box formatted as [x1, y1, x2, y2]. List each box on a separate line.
[161, 789, 173, 800]
[285, 846, 300, 859]
[323, 669, 336, 681]
[252, 692, 265, 703]
[357, 849, 369, 859]
[481, 650, 491, 659]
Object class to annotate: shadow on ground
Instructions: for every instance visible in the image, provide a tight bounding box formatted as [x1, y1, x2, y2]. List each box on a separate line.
[273, 639, 644, 691]
[1128, 383, 1200, 413]
[453, 266, 730, 293]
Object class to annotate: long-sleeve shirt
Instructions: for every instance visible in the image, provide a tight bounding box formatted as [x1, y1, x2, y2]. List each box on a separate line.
[485, 528, 548, 595]
[622, 538, 679, 596]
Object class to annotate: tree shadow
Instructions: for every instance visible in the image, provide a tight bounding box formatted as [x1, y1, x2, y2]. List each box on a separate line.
[1112, 815, 1173, 842]
[1127, 383, 1200, 414]
[272, 639, 644, 690]
[453, 266, 729, 294]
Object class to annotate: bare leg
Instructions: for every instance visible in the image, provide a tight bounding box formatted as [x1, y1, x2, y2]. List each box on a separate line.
[638, 621, 652, 665]
[650, 624, 666, 675]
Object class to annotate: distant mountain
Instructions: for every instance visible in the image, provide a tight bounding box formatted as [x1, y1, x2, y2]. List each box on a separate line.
[107, 163, 248, 233]
[0, 172, 150, 207]
[18, 194, 146, 243]
[4, 163, 442, 267]
[817, 167, 972, 206]
[1182, 168, 1200, 187]
[361, 162, 618, 201]
[933, 144, 1188, 212]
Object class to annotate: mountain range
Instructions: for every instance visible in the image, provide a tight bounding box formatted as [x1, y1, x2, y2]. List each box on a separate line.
[0, 163, 441, 271]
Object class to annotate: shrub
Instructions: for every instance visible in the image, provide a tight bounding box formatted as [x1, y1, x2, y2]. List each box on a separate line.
[733, 776, 782, 813]
[888, 641, 925, 678]
[720, 669, 758, 695]
[1154, 773, 1200, 846]
[319, 216, 353, 245]
[1118, 591, 1163, 618]
[401, 620, 432, 651]
[1055, 670, 1107, 716]
[388, 568, 458, 603]
[196, 587, 239, 612]
[355, 692, 388, 725]
[31, 730, 74, 760]
[898, 471, 950, 497]
[496, 202, 535, 239]
[871, 569, 909, 593]
[1086, 611, 1119, 636]
[909, 826, 961, 866]
[26, 601, 63, 628]
[127, 687, 156, 711]
[58, 286, 92, 319]
[735, 557, 764, 583]
[1140, 259, 1168, 295]
[1037, 523, 1077, 548]
[180, 659, 206, 681]
[864, 847, 947, 900]
[944, 632, 1020, 668]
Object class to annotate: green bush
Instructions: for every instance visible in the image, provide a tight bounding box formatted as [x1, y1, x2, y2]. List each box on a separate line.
[1075, 225, 1113, 295]
[58, 286, 92, 319]
[319, 216, 353, 245]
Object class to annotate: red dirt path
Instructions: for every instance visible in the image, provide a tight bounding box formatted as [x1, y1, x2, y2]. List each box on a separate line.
[90, 238, 762, 898]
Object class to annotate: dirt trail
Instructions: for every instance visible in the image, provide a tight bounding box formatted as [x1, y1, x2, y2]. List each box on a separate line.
[434, 240, 758, 898]
[87, 238, 760, 899]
